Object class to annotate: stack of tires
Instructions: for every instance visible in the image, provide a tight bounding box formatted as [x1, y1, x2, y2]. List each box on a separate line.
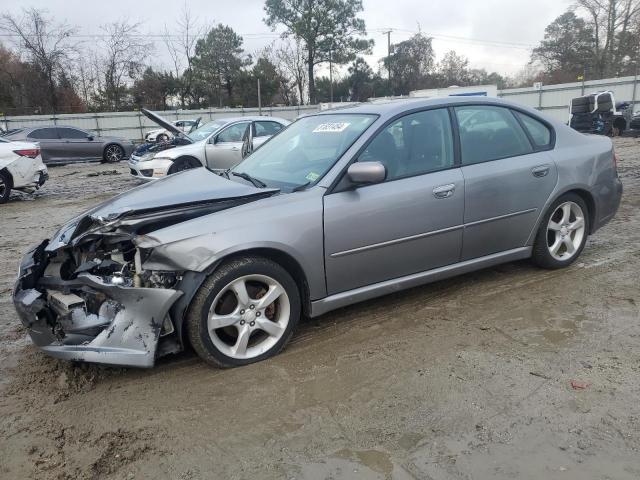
[570, 93, 614, 134]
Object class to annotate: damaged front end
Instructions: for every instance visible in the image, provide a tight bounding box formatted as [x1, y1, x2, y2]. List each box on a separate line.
[13, 168, 280, 367]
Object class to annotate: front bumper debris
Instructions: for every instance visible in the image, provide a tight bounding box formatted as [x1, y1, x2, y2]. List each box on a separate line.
[13, 241, 182, 368]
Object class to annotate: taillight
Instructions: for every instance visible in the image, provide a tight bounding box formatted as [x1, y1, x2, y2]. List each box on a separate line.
[13, 148, 40, 158]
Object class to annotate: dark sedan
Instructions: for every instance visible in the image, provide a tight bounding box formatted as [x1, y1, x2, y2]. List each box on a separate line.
[3, 126, 134, 165]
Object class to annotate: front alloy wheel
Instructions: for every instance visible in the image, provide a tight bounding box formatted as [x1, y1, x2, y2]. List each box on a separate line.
[187, 256, 301, 368]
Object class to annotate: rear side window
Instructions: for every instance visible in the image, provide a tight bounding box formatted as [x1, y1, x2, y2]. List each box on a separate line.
[515, 112, 552, 148]
[455, 106, 533, 165]
[28, 128, 58, 140]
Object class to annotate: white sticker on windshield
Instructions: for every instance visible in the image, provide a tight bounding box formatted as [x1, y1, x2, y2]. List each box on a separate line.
[313, 122, 350, 133]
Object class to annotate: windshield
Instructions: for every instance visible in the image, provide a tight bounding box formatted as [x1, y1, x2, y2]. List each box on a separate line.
[188, 120, 228, 142]
[232, 114, 377, 191]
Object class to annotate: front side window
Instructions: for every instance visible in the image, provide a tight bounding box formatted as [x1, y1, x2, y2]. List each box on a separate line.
[217, 122, 250, 143]
[28, 128, 58, 140]
[515, 111, 552, 148]
[57, 128, 88, 139]
[233, 114, 376, 191]
[255, 121, 284, 137]
[358, 108, 454, 180]
[455, 106, 533, 165]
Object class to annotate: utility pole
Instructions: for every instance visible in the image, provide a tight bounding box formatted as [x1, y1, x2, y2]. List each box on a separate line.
[257, 78, 262, 115]
[329, 38, 334, 104]
[383, 30, 393, 96]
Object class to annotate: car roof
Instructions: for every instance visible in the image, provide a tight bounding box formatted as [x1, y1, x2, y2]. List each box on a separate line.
[313, 96, 551, 122]
[209, 116, 289, 123]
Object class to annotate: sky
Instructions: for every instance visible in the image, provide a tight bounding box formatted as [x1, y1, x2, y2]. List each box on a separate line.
[1, 0, 572, 77]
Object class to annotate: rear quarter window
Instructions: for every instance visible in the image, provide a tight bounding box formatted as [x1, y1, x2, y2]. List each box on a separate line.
[515, 111, 552, 148]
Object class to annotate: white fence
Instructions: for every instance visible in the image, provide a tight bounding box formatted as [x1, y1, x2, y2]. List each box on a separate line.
[498, 75, 640, 122]
[4, 75, 640, 138]
[1, 105, 319, 141]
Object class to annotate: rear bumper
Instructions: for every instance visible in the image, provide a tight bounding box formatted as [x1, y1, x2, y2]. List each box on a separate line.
[13, 241, 182, 368]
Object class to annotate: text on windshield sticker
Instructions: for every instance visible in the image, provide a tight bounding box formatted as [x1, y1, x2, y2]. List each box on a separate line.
[313, 122, 350, 133]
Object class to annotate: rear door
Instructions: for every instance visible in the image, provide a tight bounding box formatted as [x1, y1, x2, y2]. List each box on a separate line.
[26, 128, 62, 163]
[455, 105, 558, 260]
[324, 108, 464, 294]
[56, 127, 97, 161]
[205, 121, 250, 170]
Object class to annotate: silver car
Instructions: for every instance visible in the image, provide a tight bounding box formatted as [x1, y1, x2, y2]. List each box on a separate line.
[129, 110, 289, 180]
[3, 126, 134, 165]
[13, 97, 622, 368]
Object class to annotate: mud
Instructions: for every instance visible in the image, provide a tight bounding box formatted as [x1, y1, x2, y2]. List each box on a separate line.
[1, 146, 639, 479]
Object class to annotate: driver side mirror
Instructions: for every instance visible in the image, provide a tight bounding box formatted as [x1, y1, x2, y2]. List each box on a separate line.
[87, 135, 94, 141]
[346, 161, 386, 186]
[210, 135, 219, 145]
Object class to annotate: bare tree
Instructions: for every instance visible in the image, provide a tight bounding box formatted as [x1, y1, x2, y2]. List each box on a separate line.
[163, 3, 206, 108]
[98, 20, 153, 110]
[577, 0, 640, 77]
[0, 7, 77, 113]
[276, 38, 308, 104]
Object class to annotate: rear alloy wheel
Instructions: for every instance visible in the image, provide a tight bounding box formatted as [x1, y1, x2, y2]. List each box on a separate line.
[0, 171, 11, 204]
[104, 144, 125, 163]
[187, 257, 300, 368]
[532, 193, 589, 269]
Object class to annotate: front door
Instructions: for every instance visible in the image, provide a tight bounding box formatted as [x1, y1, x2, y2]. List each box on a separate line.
[324, 108, 465, 295]
[205, 121, 250, 170]
[454, 105, 558, 260]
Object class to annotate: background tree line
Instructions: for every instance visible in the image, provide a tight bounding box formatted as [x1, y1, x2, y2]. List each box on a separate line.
[2, 0, 637, 116]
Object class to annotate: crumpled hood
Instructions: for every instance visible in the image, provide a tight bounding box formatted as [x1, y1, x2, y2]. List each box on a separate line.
[47, 168, 279, 250]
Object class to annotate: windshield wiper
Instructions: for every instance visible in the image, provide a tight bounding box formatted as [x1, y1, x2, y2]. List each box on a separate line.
[231, 171, 267, 188]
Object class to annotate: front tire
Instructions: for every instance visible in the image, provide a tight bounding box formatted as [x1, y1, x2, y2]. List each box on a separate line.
[532, 193, 589, 269]
[167, 157, 200, 174]
[0, 170, 11, 204]
[187, 256, 301, 368]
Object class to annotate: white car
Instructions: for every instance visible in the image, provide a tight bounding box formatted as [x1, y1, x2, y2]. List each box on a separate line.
[129, 109, 290, 181]
[144, 119, 201, 143]
[0, 137, 48, 203]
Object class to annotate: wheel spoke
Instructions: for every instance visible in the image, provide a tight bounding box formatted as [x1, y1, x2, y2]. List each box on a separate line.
[567, 217, 584, 231]
[563, 237, 576, 255]
[549, 236, 562, 254]
[256, 318, 285, 338]
[209, 311, 241, 330]
[231, 279, 251, 307]
[560, 203, 572, 224]
[231, 325, 251, 356]
[256, 283, 284, 310]
[548, 220, 562, 231]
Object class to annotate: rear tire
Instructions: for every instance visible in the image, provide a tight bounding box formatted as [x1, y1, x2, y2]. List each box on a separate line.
[186, 256, 301, 368]
[532, 193, 590, 269]
[103, 144, 125, 163]
[0, 170, 11, 204]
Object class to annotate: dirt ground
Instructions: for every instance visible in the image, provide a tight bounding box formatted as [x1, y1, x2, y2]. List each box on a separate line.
[0, 141, 639, 480]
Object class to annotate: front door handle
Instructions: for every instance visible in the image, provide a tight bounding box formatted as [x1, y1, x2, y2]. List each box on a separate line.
[433, 183, 456, 199]
[532, 164, 551, 177]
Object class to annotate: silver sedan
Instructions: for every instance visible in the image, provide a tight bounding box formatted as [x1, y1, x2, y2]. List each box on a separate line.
[14, 97, 622, 368]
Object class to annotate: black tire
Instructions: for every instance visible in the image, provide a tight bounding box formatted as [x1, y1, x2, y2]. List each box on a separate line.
[532, 193, 590, 269]
[103, 144, 125, 163]
[0, 170, 11, 204]
[571, 96, 591, 107]
[571, 104, 591, 114]
[187, 256, 301, 368]
[167, 156, 200, 174]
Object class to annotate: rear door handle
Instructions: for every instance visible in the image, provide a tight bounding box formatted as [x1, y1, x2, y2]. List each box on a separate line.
[433, 183, 456, 199]
[532, 164, 551, 177]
